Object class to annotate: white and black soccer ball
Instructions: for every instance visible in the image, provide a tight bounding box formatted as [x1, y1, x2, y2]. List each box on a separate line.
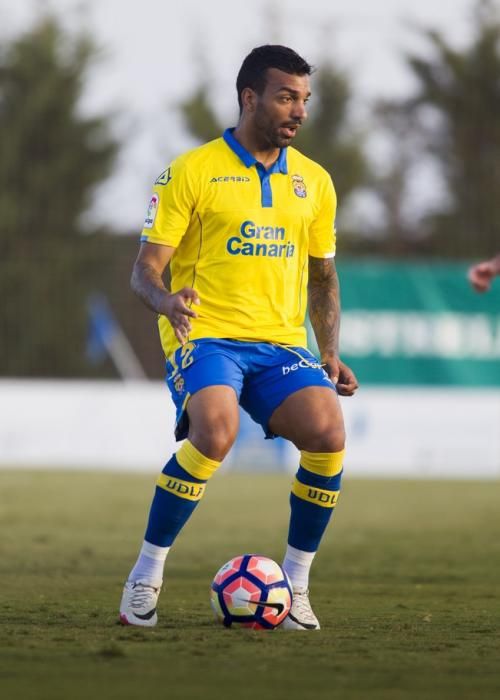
[210, 554, 292, 629]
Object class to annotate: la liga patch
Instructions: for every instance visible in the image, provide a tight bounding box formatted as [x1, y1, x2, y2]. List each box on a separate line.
[144, 192, 160, 229]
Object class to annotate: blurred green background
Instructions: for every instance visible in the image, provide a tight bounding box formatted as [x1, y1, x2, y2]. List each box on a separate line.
[1, 0, 499, 381]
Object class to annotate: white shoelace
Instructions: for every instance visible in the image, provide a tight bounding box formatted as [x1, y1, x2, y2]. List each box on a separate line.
[292, 590, 317, 622]
[130, 583, 158, 610]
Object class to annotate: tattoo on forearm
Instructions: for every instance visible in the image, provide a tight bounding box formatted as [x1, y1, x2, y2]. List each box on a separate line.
[308, 257, 340, 358]
[131, 261, 170, 314]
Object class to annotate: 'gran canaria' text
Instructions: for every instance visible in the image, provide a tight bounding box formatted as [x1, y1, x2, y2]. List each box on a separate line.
[226, 220, 295, 258]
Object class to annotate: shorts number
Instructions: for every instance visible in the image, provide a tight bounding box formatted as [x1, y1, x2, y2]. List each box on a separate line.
[181, 342, 195, 369]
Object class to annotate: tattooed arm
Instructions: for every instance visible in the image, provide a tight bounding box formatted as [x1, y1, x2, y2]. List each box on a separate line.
[308, 256, 340, 360]
[308, 256, 358, 396]
[131, 242, 199, 345]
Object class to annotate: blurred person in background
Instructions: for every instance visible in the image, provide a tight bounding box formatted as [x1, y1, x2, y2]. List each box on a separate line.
[468, 254, 500, 293]
[119, 44, 358, 631]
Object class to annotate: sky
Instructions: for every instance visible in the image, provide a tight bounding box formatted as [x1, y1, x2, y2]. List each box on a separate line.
[0, 0, 488, 231]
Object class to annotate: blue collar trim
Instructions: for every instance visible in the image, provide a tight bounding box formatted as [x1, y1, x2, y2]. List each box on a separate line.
[223, 128, 288, 174]
[275, 147, 288, 174]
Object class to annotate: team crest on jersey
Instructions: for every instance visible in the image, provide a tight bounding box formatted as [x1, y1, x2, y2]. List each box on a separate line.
[155, 168, 172, 186]
[291, 174, 307, 198]
[144, 193, 160, 229]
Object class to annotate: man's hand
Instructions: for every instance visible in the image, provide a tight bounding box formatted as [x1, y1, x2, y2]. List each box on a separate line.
[163, 287, 200, 345]
[130, 243, 201, 345]
[468, 259, 500, 293]
[322, 355, 359, 396]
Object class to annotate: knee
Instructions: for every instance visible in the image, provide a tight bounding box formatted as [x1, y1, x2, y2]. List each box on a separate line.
[296, 418, 345, 453]
[188, 419, 238, 461]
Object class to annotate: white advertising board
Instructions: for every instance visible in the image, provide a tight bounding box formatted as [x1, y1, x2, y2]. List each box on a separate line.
[0, 380, 499, 478]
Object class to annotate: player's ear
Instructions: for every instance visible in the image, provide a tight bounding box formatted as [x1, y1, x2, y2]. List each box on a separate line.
[241, 87, 257, 112]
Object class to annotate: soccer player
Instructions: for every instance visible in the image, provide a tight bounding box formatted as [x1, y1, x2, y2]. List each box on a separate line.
[120, 45, 358, 630]
[468, 254, 500, 293]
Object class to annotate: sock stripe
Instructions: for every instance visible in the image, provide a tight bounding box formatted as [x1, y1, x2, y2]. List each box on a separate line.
[176, 440, 221, 480]
[300, 450, 345, 477]
[156, 474, 206, 501]
[291, 478, 339, 508]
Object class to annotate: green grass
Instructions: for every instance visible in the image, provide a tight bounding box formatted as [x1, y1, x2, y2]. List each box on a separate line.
[1, 471, 499, 700]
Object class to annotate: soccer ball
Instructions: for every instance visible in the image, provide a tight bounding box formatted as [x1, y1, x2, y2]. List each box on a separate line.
[210, 554, 292, 629]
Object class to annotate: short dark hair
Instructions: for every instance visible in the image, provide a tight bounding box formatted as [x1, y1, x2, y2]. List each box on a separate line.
[236, 45, 312, 112]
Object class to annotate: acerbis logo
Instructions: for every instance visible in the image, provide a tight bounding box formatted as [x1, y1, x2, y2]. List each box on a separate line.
[282, 359, 322, 375]
[210, 176, 250, 183]
[155, 167, 172, 186]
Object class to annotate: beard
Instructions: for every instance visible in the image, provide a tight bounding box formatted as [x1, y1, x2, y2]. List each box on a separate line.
[254, 105, 299, 149]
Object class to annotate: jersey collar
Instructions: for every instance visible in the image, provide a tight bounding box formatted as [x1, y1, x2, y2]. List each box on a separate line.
[223, 128, 288, 174]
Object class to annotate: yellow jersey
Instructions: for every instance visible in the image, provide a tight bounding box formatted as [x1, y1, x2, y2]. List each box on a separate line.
[140, 128, 337, 358]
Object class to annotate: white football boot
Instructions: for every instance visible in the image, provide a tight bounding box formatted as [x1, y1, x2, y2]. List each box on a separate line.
[281, 589, 320, 630]
[119, 580, 162, 627]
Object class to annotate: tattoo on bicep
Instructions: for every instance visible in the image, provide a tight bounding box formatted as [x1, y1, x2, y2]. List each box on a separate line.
[308, 257, 340, 357]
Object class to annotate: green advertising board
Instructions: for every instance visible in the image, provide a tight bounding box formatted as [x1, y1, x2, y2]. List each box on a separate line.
[307, 260, 500, 386]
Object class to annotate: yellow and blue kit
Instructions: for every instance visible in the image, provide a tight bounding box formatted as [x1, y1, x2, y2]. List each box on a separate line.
[141, 128, 338, 439]
[141, 128, 337, 359]
[166, 338, 334, 440]
[140, 130, 343, 554]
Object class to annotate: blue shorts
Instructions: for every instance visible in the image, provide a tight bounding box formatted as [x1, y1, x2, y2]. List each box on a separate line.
[165, 339, 335, 440]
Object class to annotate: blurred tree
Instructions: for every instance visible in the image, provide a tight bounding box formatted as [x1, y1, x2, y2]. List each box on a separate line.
[180, 86, 222, 144]
[179, 63, 370, 245]
[374, 0, 500, 258]
[0, 16, 119, 376]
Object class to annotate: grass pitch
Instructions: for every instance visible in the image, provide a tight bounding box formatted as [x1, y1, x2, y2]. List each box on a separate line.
[1, 470, 499, 700]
